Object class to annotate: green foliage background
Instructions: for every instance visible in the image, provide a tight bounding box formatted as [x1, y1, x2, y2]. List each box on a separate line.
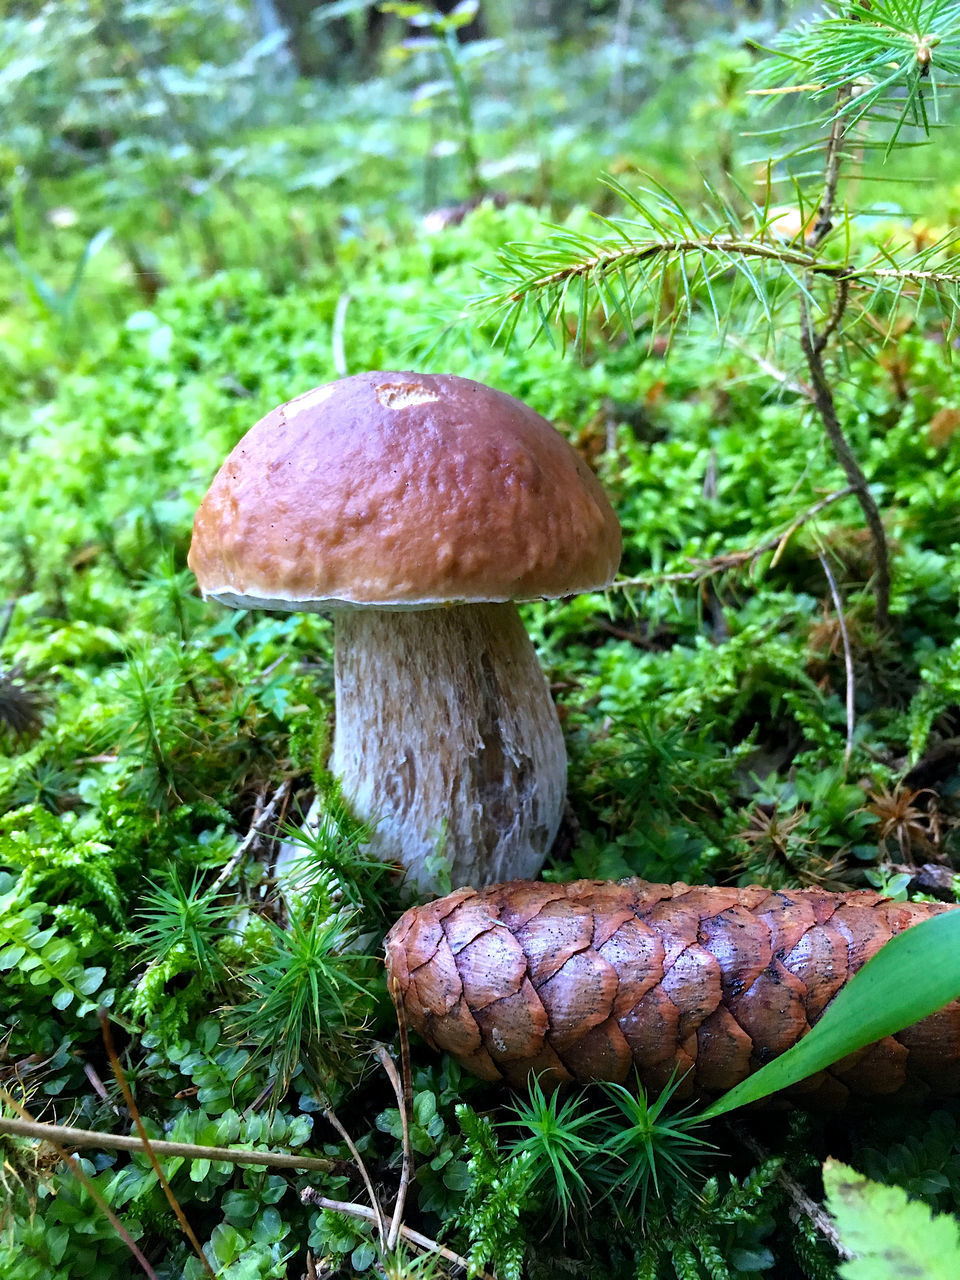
[3, 1, 960, 1277]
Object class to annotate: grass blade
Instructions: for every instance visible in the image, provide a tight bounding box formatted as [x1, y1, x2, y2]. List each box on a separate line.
[702, 910, 960, 1119]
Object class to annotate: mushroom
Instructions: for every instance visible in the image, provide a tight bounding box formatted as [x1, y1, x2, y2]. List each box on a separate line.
[188, 372, 621, 894]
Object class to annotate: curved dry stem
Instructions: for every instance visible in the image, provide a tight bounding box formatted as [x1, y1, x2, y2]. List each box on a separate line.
[799, 292, 891, 630]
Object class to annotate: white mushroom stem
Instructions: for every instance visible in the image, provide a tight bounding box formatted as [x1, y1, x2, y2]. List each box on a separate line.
[330, 602, 567, 894]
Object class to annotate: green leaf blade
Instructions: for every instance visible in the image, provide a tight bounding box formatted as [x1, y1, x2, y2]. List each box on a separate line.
[704, 910, 960, 1118]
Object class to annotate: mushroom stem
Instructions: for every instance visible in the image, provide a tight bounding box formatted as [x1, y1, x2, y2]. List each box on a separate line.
[330, 602, 567, 893]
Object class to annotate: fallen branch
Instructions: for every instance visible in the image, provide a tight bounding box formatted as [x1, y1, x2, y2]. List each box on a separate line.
[734, 1128, 853, 1262]
[0, 1116, 333, 1173]
[299, 1191, 497, 1280]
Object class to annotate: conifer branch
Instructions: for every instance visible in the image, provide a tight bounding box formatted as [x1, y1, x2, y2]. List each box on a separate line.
[810, 84, 852, 248]
[488, 235, 960, 315]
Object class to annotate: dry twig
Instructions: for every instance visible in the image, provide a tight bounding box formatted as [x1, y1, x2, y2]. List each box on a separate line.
[734, 1127, 853, 1261]
[612, 485, 856, 592]
[816, 550, 856, 769]
[210, 777, 291, 894]
[299, 1193, 497, 1280]
[100, 1011, 216, 1278]
[321, 1103, 388, 1247]
[383, 976, 416, 1249]
[0, 1116, 334, 1173]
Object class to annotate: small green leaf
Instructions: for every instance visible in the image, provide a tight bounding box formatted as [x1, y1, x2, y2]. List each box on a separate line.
[209, 1222, 242, 1266]
[77, 966, 106, 995]
[351, 1239, 377, 1272]
[0, 945, 26, 969]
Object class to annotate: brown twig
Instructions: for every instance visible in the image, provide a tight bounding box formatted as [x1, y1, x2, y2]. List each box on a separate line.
[817, 550, 856, 770]
[799, 293, 891, 629]
[377, 1042, 411, 1249]
[83, 1061, 119, 1115]
[814, 276, 850, 356]
[612, 485, 856, 591]
[299, 1192, 498, 1280]
[389, 977, 416, 1246]
[809, 84, 853, 248]
[0, 1087, 161, 1280]
[321, 1104, 387, 1247]
[100, 1011, 216, 1279]
[733, 1127, 853, 1261]
[210, 777, 291, 894]
[0, 1115, 334, 1172]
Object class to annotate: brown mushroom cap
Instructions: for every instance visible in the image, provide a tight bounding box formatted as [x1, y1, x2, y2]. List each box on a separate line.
[188, 371, 621, 609]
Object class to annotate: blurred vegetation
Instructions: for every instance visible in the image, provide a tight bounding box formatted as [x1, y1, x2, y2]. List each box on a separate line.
[3, 0, 960, 1277]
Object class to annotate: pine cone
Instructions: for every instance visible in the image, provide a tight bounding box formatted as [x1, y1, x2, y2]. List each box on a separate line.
[384, 878, 960, 1103]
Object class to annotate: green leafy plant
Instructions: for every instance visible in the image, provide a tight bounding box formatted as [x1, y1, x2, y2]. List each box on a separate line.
[380, 0, 495, 199]
[501, 1075, 608, 1224]
[131, 869, 235, 980]
[823, 1157, 960, 1279]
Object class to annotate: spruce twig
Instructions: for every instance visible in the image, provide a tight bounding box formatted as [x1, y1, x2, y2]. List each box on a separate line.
[487, 235, 960, 319]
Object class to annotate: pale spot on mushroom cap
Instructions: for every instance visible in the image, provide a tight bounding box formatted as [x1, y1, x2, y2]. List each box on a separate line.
[376, 382, 441, 409]
[286, 384, 336, 420]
